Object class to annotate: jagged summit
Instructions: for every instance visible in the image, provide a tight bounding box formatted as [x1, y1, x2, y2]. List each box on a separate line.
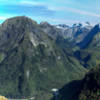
[0, 16, 54, 54]
[2, 16, 37, 25]
[40, 21, 50, 25]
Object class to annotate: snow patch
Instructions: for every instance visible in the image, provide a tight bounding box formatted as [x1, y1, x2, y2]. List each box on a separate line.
[56, 25, 68, 30]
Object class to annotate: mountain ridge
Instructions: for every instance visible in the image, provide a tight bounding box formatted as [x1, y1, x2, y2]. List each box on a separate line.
[0, 16, 87, 100]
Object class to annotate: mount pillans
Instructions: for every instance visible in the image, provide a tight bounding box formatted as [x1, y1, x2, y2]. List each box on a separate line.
[0, 16, 100, 100]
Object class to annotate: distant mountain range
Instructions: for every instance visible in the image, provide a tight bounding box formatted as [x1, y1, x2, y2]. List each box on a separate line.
[41, 22, 93, 43]
[0, 16, 100, 100]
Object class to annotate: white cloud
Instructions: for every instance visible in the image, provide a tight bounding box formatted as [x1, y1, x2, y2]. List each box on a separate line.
[20, 1, 100, 18]
[0, 16, 8, 20]
[65, 7, 100, 18]
[20, 1, 46, 6]
[48, 6, 100, 18]
[20, 0, 57, 11]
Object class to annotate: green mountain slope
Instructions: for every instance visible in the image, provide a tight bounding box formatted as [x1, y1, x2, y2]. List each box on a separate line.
[74, 25, 100, 69]
[0, 16, 87, 100]
[51, 24, 100, 100]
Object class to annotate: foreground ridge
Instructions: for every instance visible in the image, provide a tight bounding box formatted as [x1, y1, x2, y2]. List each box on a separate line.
[0, 96, 8, 100]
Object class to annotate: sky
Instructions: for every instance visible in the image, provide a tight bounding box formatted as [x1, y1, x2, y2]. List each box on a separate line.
[0, 0, 100, 25]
